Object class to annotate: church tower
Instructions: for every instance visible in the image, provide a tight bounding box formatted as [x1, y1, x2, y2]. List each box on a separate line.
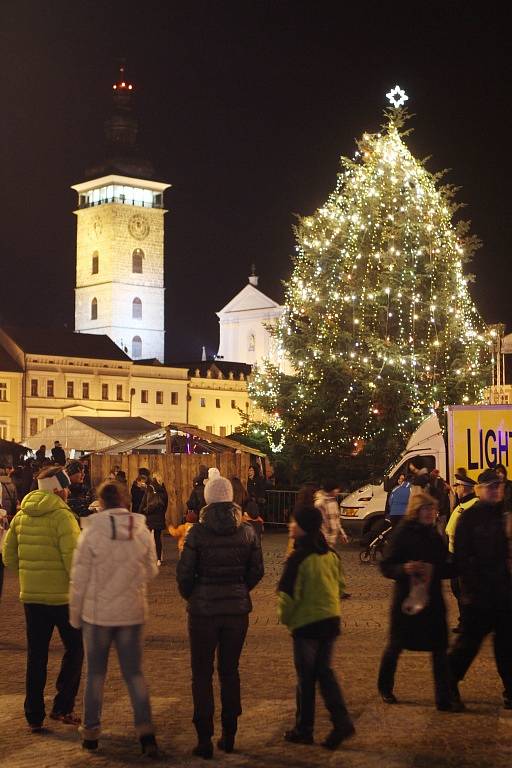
[73, 66, 169, 362]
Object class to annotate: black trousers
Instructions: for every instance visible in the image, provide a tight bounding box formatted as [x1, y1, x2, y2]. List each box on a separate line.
[24, 603, 84, 725]
[450, 577, 462, 623]
[188, 613, 249, 741]
[153, 529, 163, 560]
[448, 605, 512, 698]
[378, 642, 451, 707]
[292, 635, 352, 737]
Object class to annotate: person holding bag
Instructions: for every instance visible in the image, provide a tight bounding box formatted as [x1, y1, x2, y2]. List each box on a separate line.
[139, 472, 168, 566]
[377, 491, 459, 711]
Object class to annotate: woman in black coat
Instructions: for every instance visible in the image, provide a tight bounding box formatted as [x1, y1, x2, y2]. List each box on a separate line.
[140, 472, 168, 565]
[176, 474, 264, 759]
[377, 491, 458, 711]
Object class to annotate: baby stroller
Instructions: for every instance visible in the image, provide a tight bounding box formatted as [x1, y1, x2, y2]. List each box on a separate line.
[359, 518, 392, 563]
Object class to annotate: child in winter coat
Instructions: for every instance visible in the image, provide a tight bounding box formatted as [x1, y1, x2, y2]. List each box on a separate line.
[242, 507, 264, 542]
[278, 506, 355, 750]
[69, 481, 160, 757]
[169, 510, 197, 554]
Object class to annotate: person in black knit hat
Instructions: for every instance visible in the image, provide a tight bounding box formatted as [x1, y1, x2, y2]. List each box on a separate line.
[277, 506, 355, 750]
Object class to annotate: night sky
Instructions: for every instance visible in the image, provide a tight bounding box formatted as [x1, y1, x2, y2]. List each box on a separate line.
[1, 2, 510, 361]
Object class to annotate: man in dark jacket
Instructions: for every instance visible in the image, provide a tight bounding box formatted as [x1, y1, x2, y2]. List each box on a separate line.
[177, 474, 264, 759]
[51, 441, 66, 466]
[130, 467, 150, 513]
[448, 468, 512, 709]
[65, 461, 92, 521]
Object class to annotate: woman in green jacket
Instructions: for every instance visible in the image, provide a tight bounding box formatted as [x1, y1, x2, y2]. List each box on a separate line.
[277, 506, 355, 750]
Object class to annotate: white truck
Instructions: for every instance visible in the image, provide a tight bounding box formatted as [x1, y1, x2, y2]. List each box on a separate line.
[340, 404, 512, 538]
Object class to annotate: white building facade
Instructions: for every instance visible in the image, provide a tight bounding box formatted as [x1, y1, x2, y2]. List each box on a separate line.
[216, 273, 293, 373]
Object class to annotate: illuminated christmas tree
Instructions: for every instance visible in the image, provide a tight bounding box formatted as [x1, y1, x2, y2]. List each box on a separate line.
[250, 88, 491, 463]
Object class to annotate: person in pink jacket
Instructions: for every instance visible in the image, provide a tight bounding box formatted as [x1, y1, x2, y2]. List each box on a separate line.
[69, 481, 160, 757]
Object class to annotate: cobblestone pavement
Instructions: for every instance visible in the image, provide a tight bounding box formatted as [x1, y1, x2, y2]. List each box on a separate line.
[1, 531, 512, 767]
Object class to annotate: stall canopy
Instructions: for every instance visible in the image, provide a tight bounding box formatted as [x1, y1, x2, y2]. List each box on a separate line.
[93, 421, 266, 457]
[23, 416, 159, 453]
[0, 438, 30, 465]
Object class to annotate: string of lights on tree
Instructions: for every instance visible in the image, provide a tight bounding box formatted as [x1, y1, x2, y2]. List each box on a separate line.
[249, 87, 491, 458]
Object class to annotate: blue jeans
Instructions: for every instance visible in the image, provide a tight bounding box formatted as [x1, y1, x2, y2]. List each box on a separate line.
[81, 623, 153, 738]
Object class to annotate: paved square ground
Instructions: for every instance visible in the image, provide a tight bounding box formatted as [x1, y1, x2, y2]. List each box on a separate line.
[1, 531, 511, 767]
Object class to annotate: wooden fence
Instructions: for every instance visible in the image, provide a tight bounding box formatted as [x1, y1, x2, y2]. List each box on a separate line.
[89, 452, 252, 525]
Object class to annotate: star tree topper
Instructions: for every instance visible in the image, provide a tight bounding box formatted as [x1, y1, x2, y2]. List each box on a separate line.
[386, 85, 409, 108]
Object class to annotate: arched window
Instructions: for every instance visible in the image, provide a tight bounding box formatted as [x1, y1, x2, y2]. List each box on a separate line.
[132, 297, 142, 319]
[132, 336, 142, 359]
[132, 248, 144, 273]
[92, 251, 99, 274]
[91, 297, 98, 320]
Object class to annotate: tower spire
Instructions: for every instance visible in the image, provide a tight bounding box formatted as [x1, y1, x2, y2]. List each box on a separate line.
[248, 264, 259, 287]
[85, 61, 155, 180]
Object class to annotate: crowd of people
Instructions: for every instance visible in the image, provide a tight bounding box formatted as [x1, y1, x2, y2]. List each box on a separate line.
[378, 459, 512, 713]
[1, 447, 512, 759]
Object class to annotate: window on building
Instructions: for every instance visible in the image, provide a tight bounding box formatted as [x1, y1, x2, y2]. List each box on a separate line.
[92, 251, 99, 274]
[220, 426, 227, 437]
[132, 336, 142, 359]
[116, 384, 123, 401]
[30, 379, 38, 397]
[132, 249, 144, 273]
[156, 391, 163, 405]
[0, 382, 7, 402]
[216, 398, 221, 408]
[200, 397, 206, 408]
[102, 384, 109, 400]
[91, 297, 98, 320]
[46, 380, 54, 397]
[0, 419, 8, 439]
[82, 382, 89, 399]
[29, 418, 38, 436]
[132, 297, 142, 319]
[46, 418, 54, 429]
[141, 390, 148, 404]
[231, 399, 236, 409]
[205, 425, 212, 433]
[171, 392, 178, 405]
[67, 382, 74, 398]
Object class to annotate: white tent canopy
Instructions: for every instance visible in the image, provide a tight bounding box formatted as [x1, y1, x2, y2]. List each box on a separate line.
[23, 416, 159, 453]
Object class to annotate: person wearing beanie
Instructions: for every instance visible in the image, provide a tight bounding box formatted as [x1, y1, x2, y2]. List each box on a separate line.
[278, 506, 354, 750]
[177, 474, 264, 759]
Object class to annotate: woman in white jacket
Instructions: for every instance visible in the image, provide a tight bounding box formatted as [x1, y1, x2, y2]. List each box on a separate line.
[69, 480, 160, 756]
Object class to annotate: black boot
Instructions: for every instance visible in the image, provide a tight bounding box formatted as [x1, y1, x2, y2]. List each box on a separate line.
[217, 730, 235, 753]
[82, 739, 98, 751]
[140, 733, 164, 759]
[192, 741, 213, 759]
[321, 722, 355, 750]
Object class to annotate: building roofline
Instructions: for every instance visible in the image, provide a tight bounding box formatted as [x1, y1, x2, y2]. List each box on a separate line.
[72, 174, 170, 194]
